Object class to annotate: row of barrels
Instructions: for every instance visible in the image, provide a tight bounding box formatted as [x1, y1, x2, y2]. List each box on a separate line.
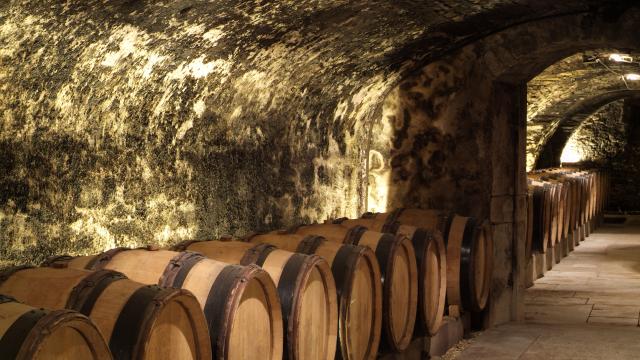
[0, 208, 493, 360]
[526, 168, 609, 257]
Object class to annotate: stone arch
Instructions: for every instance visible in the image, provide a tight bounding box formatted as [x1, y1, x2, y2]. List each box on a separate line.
[367, 4, 640, 325]
[535, 90, 640, 168]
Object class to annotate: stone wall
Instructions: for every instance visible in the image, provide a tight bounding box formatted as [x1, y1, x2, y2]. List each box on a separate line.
[1, 0, 621, 266]
[609, 100, 640, 211]
[561, 100, 626, 164]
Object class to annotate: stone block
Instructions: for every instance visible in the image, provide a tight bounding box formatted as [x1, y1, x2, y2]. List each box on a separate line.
[545, 247, 555, 271]
[427, 316, 465, 357]
[490, 195, 514, 223]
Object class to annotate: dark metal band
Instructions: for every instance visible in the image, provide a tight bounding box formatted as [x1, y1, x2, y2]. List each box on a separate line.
[329, 244, 359, 301]
[283, 224, 303, 234]
[170, 240, 201, 252]
[85, 247, 131, 271]
[385, 208, 405, 228]
[159, 251, 206, 288]
[361, 212, 376, 219]
[410, 227, 432, 336]
[0, 294, 16, 304]
[203, 265, 246, 358]
[295, 235, 326, 254]
[380, 220, 400, 234]
[240, 243, 277, 266]
[109, 285, 164, 360]
[344, 226, 368, 245]
[66, 270, 127, 316]
[331, 217, 348, 224]
[373, 234, 397, 351]
[331, 245, 363, 360]
[441, 213, 454, 246]
[0, 266, 34, 288]
[277, 254, 311, 360]
[459, 217, 477, 311]
[0, 308, 48, 360]
[241, 232, 261, 242]
[41, 255, 75, 268]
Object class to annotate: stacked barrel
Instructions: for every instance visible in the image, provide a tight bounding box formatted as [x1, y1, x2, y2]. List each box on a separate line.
[526, 168, 609, 283]
[0, 207, 493, 359]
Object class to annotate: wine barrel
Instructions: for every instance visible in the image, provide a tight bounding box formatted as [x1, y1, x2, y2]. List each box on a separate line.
[525, 188, 534, 260]
[361, 209, 493, 312]
[0, 267, 211, 360]
[331, 217, 447, 336]
[529, 181, 552, 252]
[172, 241, 337, 360]
[0, 294, 112, 360]
[179, 238, 382, 360]
[44, 248, 283, 360]
[286, 223, 418, 347]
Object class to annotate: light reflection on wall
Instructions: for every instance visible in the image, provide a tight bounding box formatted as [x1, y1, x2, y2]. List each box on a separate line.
[560, 136, 585, 164]
[366, 150, 390, 213]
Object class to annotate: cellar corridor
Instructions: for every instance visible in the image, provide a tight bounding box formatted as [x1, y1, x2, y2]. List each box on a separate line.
[2, 1, 640, 359]
[456, 218, 640, 359]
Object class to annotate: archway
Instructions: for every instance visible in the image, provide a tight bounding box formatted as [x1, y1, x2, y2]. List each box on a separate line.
[366, 4, 640, 326]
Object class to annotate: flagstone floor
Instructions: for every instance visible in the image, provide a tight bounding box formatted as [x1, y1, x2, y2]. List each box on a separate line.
[455, 218, 640, 360]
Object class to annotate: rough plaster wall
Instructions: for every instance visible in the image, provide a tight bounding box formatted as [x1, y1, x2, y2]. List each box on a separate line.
[0, 1, 375, 266]
[562, 100, 626, 163]
[0, 0, 615, 266]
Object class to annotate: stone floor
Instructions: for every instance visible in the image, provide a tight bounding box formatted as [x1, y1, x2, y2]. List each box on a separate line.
[456, 218, 640, 359]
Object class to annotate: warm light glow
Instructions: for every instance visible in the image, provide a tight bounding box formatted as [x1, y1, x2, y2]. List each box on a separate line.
[560, 141, 584, 164]
[624, 73, 640, 81]
[609, 53, 633, 63]
[367, 150, 390, 213]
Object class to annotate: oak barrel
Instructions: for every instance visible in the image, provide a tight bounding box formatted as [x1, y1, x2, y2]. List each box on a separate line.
[182, 237, 383, 360]
[361, 209, 493, 312]
[173, 241, 338, 360]
[45, 248, 283, 360]
[0, 294, 112, 360]
[286, 223, 417, 349]
[331, 217, 447, 336]
[0, 267, 211, 360]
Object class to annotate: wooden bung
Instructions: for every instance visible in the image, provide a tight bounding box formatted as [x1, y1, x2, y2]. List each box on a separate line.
[172, 240, 338, 360]
[0, 294, 112, 360]
[44, 248, 283, 360]
[362, 209, 493, 313]
[330, 217, 447, 336]
[285, 223, 418, 350]
[0, 267, 211, 360]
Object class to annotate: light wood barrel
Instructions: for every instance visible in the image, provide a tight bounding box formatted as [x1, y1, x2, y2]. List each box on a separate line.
[362, 209, 493, 312]
[287, 223, 417, 349]
[0, 294, 112, 360]
[525, 188, 534, 260]
[0, 267, 211, 360]
[330, 218, 447, 336]
[529, 181, 551, 252]
[213, 235, 383, 360]
[45, 248, 283, 360]
[173, 241, 337, 360]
